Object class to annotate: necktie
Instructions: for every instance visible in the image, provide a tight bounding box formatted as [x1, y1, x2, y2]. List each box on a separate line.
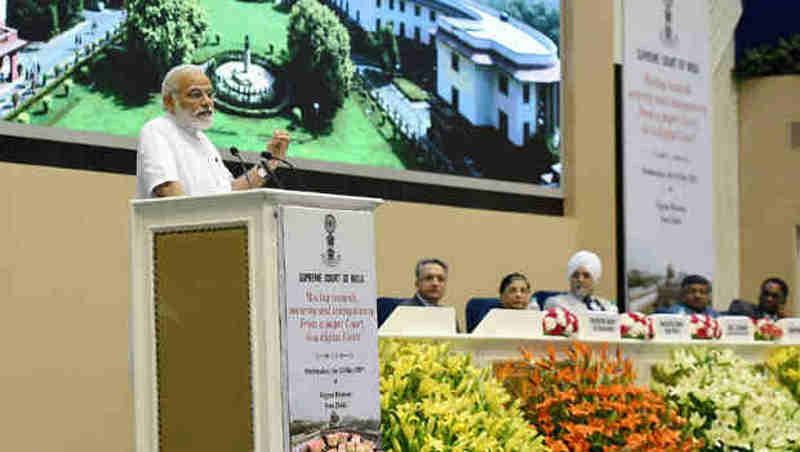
[584, 296, 605, 311]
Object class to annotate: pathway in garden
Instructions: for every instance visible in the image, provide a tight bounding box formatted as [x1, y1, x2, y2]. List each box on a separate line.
[351, 59, 462, 173]
[0, 8, 127, 110]
[355, 67, 431, 140]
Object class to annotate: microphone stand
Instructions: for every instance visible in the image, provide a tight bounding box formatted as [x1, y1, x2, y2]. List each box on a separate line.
[261, 151, 295, 170]
[260, 158, 285, 189]
[229, 147, 252, 187]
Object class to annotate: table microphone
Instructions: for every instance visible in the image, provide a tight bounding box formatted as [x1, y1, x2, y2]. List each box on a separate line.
[229, 147, 252, 187]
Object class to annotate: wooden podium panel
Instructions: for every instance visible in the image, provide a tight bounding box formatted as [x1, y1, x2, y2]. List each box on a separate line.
[153, 226, 252, 452]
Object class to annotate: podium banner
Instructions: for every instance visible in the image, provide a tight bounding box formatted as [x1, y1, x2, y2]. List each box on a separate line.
[623, 0, 713, 310]
[280, 206, 381, 450]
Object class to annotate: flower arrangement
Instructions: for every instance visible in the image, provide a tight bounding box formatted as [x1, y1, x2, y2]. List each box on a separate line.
[689, 314, 721, 340]
[754, 318, 783, 341]
[542, 307, 578, 337]
[766, 347, 800, 402]
[495, 342, 701, 452]
[379, 339, 549, 452]
[298, 432, 375, 452]
[652, 347, 800, 450]
[620, 312, 653, 339]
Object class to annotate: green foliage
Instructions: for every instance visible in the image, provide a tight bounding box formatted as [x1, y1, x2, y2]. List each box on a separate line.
[48, 3, 61, 38]
[7, 0, 88, 40]
[9, 0, 86, 39]
[767, 347, 800, 403]
[735, 34, 800, 79]
[287, 0, 354, 122]
[16, 112, 31, 124]
[41, 95, 54, 113]
[63, 79, 74, 96]
[373, 25, 400, 73]
[481, 0, 559, 46]
[79, 65, 91, 82]
[125, 0, 210, 87]
[627, 269, 660, 288]
[8, 0, 49, 40]
[70, 0, 84, 15]
[392, 78, 428, 102]
[57, 0, 72, 31]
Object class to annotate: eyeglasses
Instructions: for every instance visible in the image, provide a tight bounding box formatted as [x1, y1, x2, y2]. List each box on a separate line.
[761, 290, 785, 301]
[185, 88, 215, 100]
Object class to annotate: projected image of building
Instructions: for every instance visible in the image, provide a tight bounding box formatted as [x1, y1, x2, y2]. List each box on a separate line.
[327, 0, 560, 147]
[0, 0, 27, 84]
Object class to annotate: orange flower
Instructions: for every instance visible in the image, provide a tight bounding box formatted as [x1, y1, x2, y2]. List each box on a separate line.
[545, 438, 569, 452]
[569, 401, 596, 417]
[521, 346, 534, 362]
[494, 341, 700, 452]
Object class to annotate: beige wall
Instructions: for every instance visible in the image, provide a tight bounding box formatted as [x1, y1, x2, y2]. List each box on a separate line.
[375, 202, 579, 320]
[562, 0, 618, 299]
[710, 0, 743, 309]
[0, 162, 582, 451]
[0, 2, 623, 451]
[739, 76, 800, 315]
[0, 163, 135, 452]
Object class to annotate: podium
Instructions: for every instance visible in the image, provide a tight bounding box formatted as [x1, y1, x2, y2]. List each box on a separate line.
[130, 189, 382, 452]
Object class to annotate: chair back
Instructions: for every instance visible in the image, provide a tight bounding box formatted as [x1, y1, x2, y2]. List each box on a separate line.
[465, 297, 503, 333]
[532, 290, 565, 310]
[377, 297, 405, 327]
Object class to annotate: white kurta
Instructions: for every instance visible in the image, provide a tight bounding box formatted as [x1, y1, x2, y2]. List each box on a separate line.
[543, 293, 618, 314]
[136, 113, 233, 198]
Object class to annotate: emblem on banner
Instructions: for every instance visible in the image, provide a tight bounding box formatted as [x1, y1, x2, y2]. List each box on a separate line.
[660, 0, 679, 47]
[321, 214, 341, 267]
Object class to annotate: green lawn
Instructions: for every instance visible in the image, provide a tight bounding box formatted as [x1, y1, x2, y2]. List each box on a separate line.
[194, 1, 291, 61]
[26, 0, 406, 169]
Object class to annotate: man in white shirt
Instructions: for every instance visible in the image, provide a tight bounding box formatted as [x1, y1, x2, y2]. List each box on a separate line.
[136, 64, 290, 198]
[544, 250, 618, 313]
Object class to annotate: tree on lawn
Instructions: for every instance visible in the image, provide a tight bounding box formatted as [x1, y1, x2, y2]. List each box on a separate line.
[7, 0, 47, 40]
[505, 0, 559, 46]
[8, 0, 66, 40]
[125, 0, 209, 88]
[372, 24, 400, 74]
[287, 0, 354, 125]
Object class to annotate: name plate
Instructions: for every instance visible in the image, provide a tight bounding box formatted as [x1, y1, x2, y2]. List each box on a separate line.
[472, 309, 543, 337]
[650, 314, 691, 341]
[718, 316, 754, 342]
[578, 312, 621, 341]
[779, 318, 800, 344]
[379, 306, 457, 335]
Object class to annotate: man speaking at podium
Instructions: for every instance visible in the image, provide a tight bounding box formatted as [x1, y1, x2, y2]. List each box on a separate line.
[136, 64, 290, 198]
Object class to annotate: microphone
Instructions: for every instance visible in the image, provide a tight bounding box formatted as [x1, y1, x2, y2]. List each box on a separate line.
[230, 147, 252, 187]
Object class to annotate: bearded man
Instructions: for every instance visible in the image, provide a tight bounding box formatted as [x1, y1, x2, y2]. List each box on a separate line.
[543, 250, 618, 313]
[136, 64, 290, 198]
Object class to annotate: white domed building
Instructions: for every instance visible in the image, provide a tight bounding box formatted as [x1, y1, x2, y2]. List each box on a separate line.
[328, 0, 560, 146]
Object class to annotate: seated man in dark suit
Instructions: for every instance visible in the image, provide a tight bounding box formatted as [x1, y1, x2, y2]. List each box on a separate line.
[727, 277, 789, 321]
[401, 258, 448, 307]
[656, 274, 719, 317]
